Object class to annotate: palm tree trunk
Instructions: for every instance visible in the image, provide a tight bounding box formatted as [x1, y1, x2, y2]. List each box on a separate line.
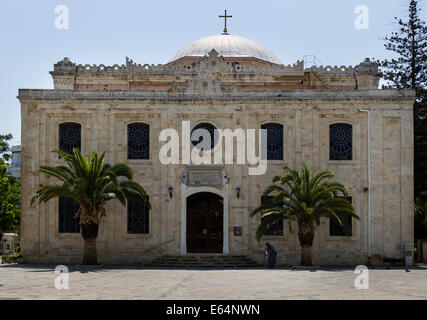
[298, 219, 314, 266]
[301, 245, 312, 266]
[81, 223, 99, 265]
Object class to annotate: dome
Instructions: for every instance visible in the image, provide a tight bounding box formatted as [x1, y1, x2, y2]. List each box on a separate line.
[169, 34, 282, 65]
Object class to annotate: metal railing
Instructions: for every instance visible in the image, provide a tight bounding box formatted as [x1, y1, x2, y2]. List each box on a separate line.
[233, 238, 290, 256]
[141, 239, 175, 253]
[303, 55, 323, 69]
[233, 238, 265, 254]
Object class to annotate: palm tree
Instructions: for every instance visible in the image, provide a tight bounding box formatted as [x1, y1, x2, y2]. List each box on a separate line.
[31, 148, 150, 265]
[250, 165, 358, 266]
[415, 191, 427, 215]
[415, 191, 427, 228]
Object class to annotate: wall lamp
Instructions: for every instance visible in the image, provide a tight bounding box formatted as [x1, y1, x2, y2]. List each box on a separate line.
[235, 186, 241, 199]
[168, 186, 173, 199]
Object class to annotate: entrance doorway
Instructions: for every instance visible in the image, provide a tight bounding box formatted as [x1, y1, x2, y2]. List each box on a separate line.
[186, 192, 223, 253]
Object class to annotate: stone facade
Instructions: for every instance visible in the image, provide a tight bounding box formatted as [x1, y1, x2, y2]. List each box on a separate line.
[18, 48, 415, 265]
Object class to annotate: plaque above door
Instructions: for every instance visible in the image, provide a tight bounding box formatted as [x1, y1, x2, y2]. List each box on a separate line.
[181, 165, 229, 187]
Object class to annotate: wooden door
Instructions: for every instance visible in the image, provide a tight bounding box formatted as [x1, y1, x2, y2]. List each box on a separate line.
[186, 192, 223, 253]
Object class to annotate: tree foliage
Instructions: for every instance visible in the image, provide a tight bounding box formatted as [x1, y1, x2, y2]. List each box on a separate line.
[376, 0, 427, 239]
[31, 148, 151, 222]
[0, 160, 20, 237]
[250, 165, 358, 265]
[251, 165, 358, 240]
[415, 191, 427, 238]
[31, 148, 150, 264]
[378, 2, 427, 92]
[0, 133, 12, 162]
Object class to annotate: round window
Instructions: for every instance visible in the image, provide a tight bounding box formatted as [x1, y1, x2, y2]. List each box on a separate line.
[191, 123, 219, 150]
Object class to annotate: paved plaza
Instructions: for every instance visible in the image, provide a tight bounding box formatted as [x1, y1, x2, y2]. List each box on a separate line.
[0, 264, 426, 300]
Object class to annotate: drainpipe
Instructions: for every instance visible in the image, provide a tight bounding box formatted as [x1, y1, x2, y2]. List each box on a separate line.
[359, 107, 371, 258]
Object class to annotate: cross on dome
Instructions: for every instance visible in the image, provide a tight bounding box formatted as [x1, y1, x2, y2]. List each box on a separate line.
[219, 10, 232, 35]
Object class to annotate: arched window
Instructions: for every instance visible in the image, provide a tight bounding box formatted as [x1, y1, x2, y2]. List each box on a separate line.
[191, 122, 218, 150]
[329, 123, 353, 160]
[59, 122, 81, 154]
[58, 197, 80, 233]
[261, 196, 283, 236]
[127, 123, 150, 159]
[127, 197, 149, 234]
[261, 123, 284, 160]
[329, 197, 353, 236]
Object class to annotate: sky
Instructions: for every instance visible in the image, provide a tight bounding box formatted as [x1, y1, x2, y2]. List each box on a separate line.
[0, 0, 425, 146]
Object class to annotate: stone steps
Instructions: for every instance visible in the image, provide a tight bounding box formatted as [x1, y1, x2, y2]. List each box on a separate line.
[146, 255, 262, 268]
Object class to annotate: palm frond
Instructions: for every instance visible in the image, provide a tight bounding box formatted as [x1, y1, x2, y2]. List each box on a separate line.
[31, 184, 77, 205]
[255, 211, 285, 241]
[32, 148, 150, 221]
[111, 163, 134, 179]
[250, 163, 359, 241]
[39, 165, 74, 184]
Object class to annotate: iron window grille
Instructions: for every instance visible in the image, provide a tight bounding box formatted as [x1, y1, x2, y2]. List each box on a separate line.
[261, 123, 284, 160]
[127, 123, 150, 160]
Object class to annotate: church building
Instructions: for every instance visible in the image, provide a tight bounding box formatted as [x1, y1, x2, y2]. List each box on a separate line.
[18, 16, 415, 265]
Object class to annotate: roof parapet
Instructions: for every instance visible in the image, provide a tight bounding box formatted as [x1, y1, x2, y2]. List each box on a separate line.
[355, 58, 379, 74]
[51, 57, 77, 74]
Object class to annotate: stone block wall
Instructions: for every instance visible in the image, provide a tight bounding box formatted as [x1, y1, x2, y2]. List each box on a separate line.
[18, 88, 414, 265]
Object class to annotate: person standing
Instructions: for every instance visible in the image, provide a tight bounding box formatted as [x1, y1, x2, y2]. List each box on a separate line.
[265, 242, 277, 269]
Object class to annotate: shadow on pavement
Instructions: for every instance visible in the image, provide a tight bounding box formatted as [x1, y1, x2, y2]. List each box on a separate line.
[1, 263, 426, 273]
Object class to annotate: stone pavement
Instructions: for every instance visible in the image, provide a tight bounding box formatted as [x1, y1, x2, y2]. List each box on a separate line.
[0, 264, 426, 300]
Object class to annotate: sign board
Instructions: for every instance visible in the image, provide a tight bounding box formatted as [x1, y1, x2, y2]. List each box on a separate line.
[181, 166, 228, 187]
[234, 227, 242, 236]
[189, 170, 221, 185]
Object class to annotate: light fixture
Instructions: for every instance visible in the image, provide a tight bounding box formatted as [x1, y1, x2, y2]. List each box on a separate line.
[236, 186, 241, 199]
[168, 186, 173, 199]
